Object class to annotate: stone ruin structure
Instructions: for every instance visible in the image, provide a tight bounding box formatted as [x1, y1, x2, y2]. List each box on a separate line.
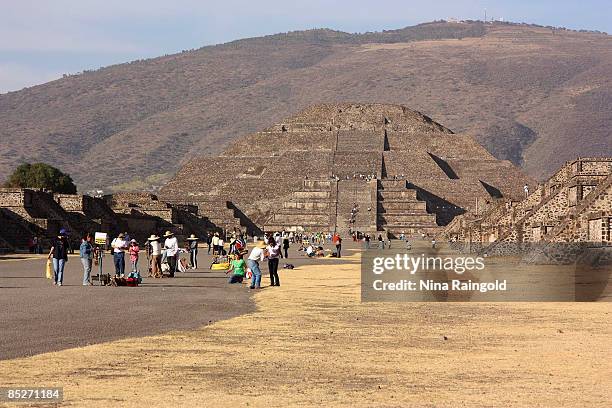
[160, 103, 532, 237]
[0, 189, 216, 252]
[444, 157, 612, 259]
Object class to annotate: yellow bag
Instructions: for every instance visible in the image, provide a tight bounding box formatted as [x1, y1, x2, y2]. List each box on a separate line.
[211, 262, 230, 270]
[45, 259, 53, 279]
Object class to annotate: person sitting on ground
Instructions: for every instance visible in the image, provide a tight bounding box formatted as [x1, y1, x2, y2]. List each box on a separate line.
[226, 251, 247, 284]
[315, 246, 325, 257]
[306, 244, 315, 257]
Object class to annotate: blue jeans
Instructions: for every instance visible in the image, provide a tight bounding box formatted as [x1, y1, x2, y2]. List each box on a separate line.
[81, 257, 92, 285]
[247, 260, 261, 288]
[228, 274, 243, 284]
[53, 258, 66, 284]
[113, 252, 125, 276]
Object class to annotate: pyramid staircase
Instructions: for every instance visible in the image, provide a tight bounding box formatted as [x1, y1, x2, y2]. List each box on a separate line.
[377, 179, 439, 237]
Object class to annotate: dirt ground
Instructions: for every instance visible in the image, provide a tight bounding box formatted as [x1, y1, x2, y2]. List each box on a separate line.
[0, 248, 611, 407]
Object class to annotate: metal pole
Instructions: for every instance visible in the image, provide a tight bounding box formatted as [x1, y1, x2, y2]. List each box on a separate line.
[98, 245, 103, 286]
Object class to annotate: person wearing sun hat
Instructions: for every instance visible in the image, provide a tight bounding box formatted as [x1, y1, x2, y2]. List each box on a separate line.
[111, 232, 128, 277]
[187, 234, 199, 269]
[247, 240, 267, 289]
[163, 231, 179, 277]
[147, 234, 162, 278]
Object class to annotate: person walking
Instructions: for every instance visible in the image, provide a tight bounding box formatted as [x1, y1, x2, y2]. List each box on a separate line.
[267, 236, 281, 287]
[282, 235, 290, 258]
[206, 232, 212, 255]
[79, 233, 93, 286]
[187, 234, 199, 269]
[364, 234, 371, 249]
[247, 240, 266, 289]
[129, 239, 140, 273]
[48, 229, 69, 286]
[163, 231, 179, 277]
[333, 233, 342, 258]
[148, 234, 162, 278]
[111, 233, 128, 277]
[378, 234, 385, 250]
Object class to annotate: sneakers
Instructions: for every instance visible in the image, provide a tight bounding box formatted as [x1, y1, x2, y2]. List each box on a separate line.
[57, 282, 62, 286]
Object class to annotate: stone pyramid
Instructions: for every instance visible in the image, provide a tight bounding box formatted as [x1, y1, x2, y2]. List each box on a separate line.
[160, 103, 533, 236]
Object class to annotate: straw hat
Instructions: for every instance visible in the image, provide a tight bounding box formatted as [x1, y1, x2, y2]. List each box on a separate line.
[255, 240, 267, 249]
[163, 231, 174, 237]
[187, 234, 199, 240]
[147, 234, 160, 241]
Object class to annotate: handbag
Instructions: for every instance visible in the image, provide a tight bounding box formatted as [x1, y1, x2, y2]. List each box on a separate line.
[45, 259, 53, 279]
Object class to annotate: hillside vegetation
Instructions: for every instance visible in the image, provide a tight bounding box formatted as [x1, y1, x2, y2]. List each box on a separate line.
[0, 21, 610, 191]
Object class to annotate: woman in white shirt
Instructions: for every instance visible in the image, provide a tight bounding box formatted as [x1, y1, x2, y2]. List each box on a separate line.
[163, 231, 179, 277]
[247, 241, 267, 289]
[266, 236, 281, 286]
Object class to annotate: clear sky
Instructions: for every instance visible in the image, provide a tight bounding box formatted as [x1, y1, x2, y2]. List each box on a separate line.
[1, 0, 610, 93]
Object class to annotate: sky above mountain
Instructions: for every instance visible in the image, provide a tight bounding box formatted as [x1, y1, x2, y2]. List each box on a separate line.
[1, 0, 610, 93]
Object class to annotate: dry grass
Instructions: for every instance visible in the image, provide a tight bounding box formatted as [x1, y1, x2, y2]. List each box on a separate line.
[1, 249, 610, 407]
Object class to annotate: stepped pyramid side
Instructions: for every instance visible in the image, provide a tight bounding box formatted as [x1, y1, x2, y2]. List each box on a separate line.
[161, 103, 533, 236]
[445, 158, 612, 255]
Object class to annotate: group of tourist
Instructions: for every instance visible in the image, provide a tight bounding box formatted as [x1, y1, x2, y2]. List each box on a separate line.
[46, 228, 204, 286]
[27, 236, 44, 254]
[226, 232, 286, 289]
[45, 226, 348, 288]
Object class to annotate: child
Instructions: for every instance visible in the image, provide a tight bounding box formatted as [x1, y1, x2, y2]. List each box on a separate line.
[129, 239, 140, 273]
[226, 251, 247, 284]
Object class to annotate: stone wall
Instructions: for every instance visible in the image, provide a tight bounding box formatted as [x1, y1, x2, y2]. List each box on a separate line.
[449, 158, 612, 254]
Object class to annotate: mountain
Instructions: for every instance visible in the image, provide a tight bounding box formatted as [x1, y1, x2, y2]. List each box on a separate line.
[0, 21, 610, 192]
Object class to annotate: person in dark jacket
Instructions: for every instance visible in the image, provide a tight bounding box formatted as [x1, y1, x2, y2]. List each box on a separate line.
[48, 229, 69, 286]
[187, 234, 199, 269]
[282, 235, 290, 258]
